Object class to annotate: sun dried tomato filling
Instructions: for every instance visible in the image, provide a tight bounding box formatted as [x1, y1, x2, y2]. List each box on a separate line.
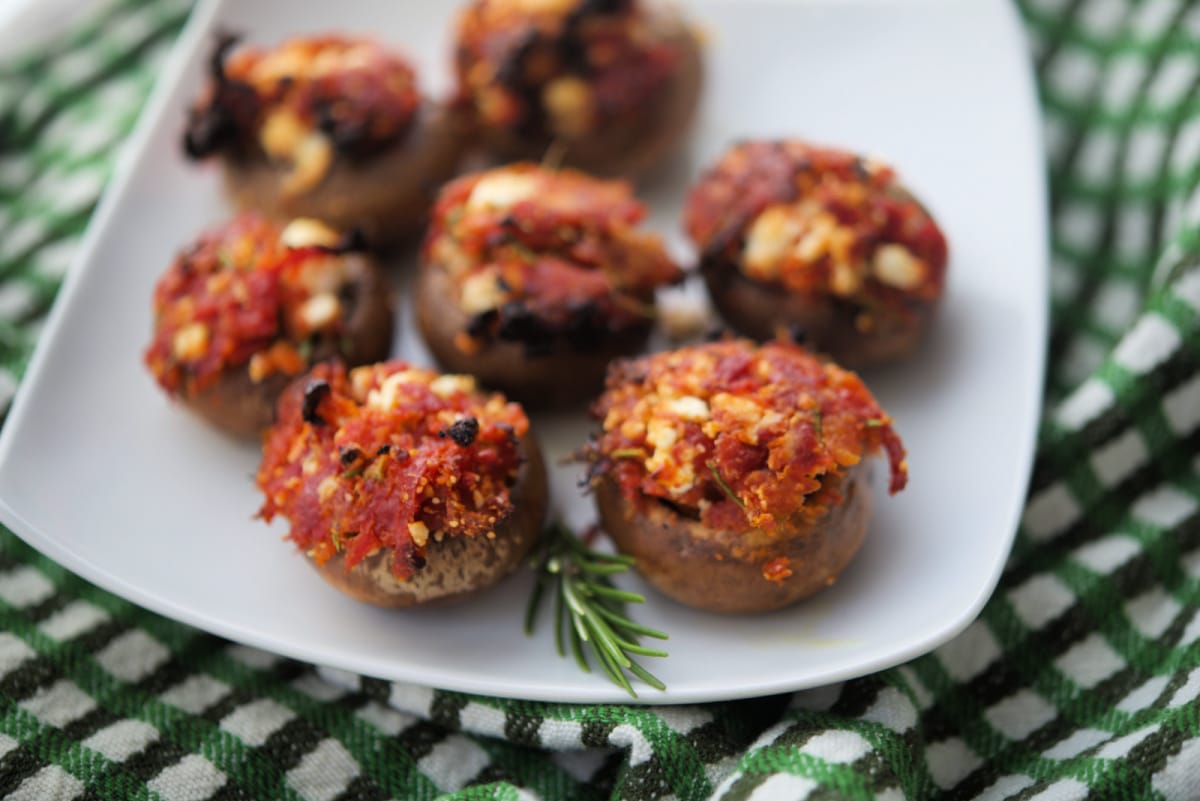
[184, 33, 420, 188]
[256, 361, 530, 578]
[144, 214, 362, 397]
[590, 339, 907, 534]
[684, 141, 948, 321]
[455, 0, 679, 140]
[423, 164, 681, 354]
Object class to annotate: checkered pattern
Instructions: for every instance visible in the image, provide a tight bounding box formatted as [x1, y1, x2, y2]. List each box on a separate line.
[1, 0, 1198, 798]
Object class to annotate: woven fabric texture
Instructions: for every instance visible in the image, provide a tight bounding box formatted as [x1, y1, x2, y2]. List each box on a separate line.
[1, 0, 1198, 799]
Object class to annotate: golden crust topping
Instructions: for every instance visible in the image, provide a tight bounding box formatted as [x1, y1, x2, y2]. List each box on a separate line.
[184, 34, 420, 192]
[423, 163, 682, 353]
[454, 0, 680, 140]
[590, 338, 907, 534]
[257, 361, 530, 579]
[144, 213, 363, 397]
[684, 140, 948, 319]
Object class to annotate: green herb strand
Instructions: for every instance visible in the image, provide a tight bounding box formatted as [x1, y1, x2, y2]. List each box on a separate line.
[707, 462, 747, 510]
[524, 522, 669, 697]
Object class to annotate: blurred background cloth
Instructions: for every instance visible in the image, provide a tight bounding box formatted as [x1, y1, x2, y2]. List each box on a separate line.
[0, 0, 101, 58]
[0, 0, 1199, 799]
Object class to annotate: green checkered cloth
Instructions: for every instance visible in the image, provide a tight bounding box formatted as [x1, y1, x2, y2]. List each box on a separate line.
[1, 0, 1198, 798]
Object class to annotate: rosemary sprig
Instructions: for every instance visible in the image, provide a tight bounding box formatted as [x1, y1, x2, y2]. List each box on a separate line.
[525, 522, 668, 697]
[706, 462, 746, 510]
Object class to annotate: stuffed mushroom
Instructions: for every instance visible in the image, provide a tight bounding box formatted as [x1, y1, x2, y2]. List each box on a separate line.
[586, 337, 907, 613]
[183, 33, 468, 245]
[684, 140, 949, 367]
[453, 0, 703, 177]
[144, 213, 393, 438]
[417, 163, 683, 406]
[256, 360, 547, 607]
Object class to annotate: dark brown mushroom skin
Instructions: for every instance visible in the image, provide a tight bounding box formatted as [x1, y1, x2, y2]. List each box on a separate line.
[594, 467, 871, 614]
[222, 102, 472, 249]
[700, 258, 931, 369]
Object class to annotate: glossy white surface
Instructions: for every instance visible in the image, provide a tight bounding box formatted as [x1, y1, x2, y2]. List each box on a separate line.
[0, 0, 1046, 703]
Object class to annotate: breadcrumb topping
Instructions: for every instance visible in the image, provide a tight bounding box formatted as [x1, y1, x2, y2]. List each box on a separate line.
[684, 140, 948, 321]
[423, 163, 681, 353]
[591, 338, 907, 534]
[184, 34, 420, 192]
[144, 213, 362, 397]
[455, 0, 679, 141]
[257, 361, 530, 578]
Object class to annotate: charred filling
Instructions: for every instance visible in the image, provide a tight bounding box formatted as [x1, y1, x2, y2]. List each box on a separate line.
[302, 379, 332, 425]
[183, 32, 415, 164]
[464, 295, 645, 358]
[491, 0, 631, 137]
[461, 0, 679, 144]
[425, 167, 679, 359]
[686, 142, 947, 324]
[184, 32, 259, 160]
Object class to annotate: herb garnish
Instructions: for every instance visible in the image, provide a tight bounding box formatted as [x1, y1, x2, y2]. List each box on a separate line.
[707, 462, 746, 510]
[525, 522, 668, 697]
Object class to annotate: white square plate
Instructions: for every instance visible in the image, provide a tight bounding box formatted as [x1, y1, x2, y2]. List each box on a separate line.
[0, 0, 1046, 703]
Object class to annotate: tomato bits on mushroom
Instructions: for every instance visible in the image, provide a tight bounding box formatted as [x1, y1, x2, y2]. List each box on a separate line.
[586, 337, 907, 613]
[453, 0, 703, 177]
[256, 360, 548, 607]
[183, 33, 468, 246]
[684, 140, 949, 367]
[416, 163, 683, 407]
[143, 213, 393, 438]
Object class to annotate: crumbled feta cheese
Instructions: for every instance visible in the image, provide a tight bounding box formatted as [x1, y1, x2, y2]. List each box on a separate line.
[668, 395, 710, 421]
[366, 370, 423, 410]
[281, 218, 341, 249]
[793, 218, 835, 262]
[430, 374, 478, 399]
[284, 131, 334, 194]
[830, 261, 862, 296]
[349, 366, 374, 401]
[543, 76, 593, 137]
[317, 475, 339, 502]
[171, 322, 209, 361]
[260, 108, 307, 159]
[743, 206, 801, 277]
[710, 392, 760, 426]
[467, 171, 539, 211]
[298, 292, 341, 331]
[459, 271, 506, 315]
[872, 244, 925, 289]
[408, 520, 429, 548]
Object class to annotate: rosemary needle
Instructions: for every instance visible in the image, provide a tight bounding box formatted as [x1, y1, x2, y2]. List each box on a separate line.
[525, 522, 669, 697]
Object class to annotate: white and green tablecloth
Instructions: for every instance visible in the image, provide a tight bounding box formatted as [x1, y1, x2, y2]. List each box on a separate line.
[1, 0, 1198, 798]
